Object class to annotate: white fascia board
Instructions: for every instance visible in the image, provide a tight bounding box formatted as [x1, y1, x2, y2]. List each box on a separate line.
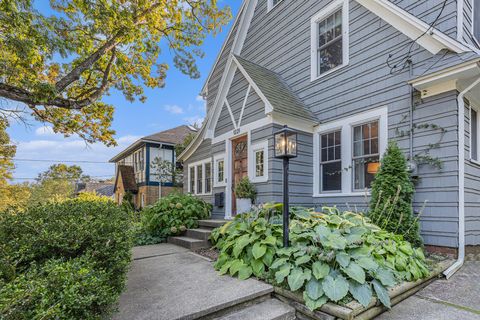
[409, 60, 480, 91]
[355, 0, 471, 54]
[200, 1, 248, 95]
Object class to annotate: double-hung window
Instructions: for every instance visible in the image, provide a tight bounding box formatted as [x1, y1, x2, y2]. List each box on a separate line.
[250, 141, 268, 183]
[214, 154, 226, 187]
[311, 0, 349, 80]
[353, 121, 380, 190]
[314, 107, 387, 196]
[188, 159, 212, 195]
[471, 106, 479, 162]
[320, 130, 342, 192]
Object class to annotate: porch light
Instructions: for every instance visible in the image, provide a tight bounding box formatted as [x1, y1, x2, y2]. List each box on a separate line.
[273, 125, 298, 248]
[367, 162, 380, 174]
[274, 125, 298, 159]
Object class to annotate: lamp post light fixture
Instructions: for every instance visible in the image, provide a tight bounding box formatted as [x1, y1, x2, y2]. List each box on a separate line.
[274, 125, 298, 247]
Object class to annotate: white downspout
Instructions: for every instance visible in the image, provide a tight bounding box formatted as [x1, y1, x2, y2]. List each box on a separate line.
[444, 77, 480, 279]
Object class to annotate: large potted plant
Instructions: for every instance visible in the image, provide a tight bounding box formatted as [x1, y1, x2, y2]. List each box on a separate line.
[234, 177, 256, 214]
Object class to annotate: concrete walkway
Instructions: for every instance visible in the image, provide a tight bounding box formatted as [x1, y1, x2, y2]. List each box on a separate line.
[377, 261, 480, 319]
[113, 244, 273, 320]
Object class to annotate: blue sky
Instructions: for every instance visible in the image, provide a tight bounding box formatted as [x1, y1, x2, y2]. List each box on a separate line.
[7, 1, 241, 182]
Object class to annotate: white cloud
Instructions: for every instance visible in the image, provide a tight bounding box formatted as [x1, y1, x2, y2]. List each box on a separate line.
[196, 95, 205, 102]
[12, 134, 142, 181]
[34, 126, 57, 136]
[164, 104, 184, 114]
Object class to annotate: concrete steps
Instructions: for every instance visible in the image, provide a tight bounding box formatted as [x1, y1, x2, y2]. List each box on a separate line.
[212, 298, 296, 320]
[167, 219, 228, 250]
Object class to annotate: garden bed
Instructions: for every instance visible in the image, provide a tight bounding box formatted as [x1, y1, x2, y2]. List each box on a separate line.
[273, 259, 453, 320]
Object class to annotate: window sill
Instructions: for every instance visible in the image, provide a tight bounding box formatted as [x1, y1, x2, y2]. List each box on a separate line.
[311, 63, 348, 82]
[213, 182, 227, 188]
[313, 192, 370, 198]
[469, 158, 480, 166]
[251, 176, 268, 184]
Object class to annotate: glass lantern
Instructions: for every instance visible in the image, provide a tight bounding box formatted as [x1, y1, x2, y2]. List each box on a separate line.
[274, 125, 298, 159]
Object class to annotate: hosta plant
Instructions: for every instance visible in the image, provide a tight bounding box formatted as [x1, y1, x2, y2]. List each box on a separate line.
[211, 205, 429, 312]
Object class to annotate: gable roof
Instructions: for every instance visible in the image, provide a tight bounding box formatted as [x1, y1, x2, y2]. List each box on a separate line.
[110, 125, 197, 163]
[114, 165, 138, 193]
[355, 0, 472, 54]
[233, 55, 317, 123]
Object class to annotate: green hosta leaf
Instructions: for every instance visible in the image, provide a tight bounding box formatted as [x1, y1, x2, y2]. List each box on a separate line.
[233, 234, 251, 258]
[346, 233, 363, 244]
[372, 280, 391, 308]
[414, 248, 426, 260]
[288, 267, 307, 291]
[356, 257, 378, 271]
[262, 248, 275, 267]
[229, 259, 245, 276]
[395, 255, 407, 271]
[349, 281, 373, 308]
[303, 292, 328, 311]
[218, 260, 233, 275]
[315, 225, 331, 240]
[322, 274, 349, 302]
[336, 252, 350, 268]
[305, 278, 324, 300]
[312, 262, 330, 280]
[251, 259, 265, 276]
[293, 208, 312, 220]
[277, 246, 297, 257]
[399, 243, 413, 256]
[270, 258, 288, 270]
[275, 263, 292, 284]
[295, 254, 311, 266]
[262, 235, 277, 246]
[324, 233, 347, 250]
[252, 242, 267, 260]
[238, 265, 253, 280]
[350, 246, 372, 259]
[375, 268, 396, 287]
[343, 262, 366, 284]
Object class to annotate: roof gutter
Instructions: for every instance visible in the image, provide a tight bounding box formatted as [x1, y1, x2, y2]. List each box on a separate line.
[443, 76, 480, 279]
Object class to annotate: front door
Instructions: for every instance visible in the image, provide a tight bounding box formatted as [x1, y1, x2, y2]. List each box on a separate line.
[232, 135, 248, 215]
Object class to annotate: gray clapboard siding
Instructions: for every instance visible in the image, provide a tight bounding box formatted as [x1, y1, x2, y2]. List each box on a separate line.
[238, 1, 461, 247]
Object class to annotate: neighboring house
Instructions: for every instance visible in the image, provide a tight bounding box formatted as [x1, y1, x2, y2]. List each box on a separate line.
[111, 125, 197, 208]
[74, 181, 115, 199]
[179, 0, 480, 259]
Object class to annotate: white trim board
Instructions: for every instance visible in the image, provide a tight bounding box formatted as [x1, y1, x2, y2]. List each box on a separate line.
[355, 0, 471, 54]
[213, 153, 227, 188]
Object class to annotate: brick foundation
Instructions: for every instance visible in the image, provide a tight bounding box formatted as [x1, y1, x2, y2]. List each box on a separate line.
[136, 185, 182, 208]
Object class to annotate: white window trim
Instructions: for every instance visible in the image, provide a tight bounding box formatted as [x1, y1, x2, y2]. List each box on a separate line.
[267, 0, 283, 12]
[213, 153, 227, 187]
[187, 158, 213, 196]
[313, 106, 388, 197]
[470, 103, 480, 165]
[249, 141, 269, 183]
[310, 0, 349, 82]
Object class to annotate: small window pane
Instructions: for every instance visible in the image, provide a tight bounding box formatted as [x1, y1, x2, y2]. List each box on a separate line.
[255, 150, 265, 178]
[205, 163, 211, 193]
[217, 160, 224, 183]
[475, 0, 480, 40]
[319, 39, 343, 74]
[322, 162, 342, 191]
[197, 165, 203, 194]
[317, 8, 343, 76]
[354, 156, 379, 190]
[472, 109, 478, 161]
[189, 167, 195, 193]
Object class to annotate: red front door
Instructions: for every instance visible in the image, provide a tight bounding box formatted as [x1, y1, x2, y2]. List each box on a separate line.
[232, 135, 248, 215]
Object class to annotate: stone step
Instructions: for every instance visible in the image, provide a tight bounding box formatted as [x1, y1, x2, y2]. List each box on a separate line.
[198, 219, 229, 230]
[186, 228, 212, 241]
[213, 299, 296, 320]
[167, 236, 210, 250]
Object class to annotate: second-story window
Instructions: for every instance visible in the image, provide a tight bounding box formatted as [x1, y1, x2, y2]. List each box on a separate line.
[311, 0, 349, 80]
[267, 0, 283, 12]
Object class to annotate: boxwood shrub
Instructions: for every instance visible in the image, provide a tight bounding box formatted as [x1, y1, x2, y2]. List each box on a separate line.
[211, 205, 429, 311]
[0, 198, 132, 319]
[136, 193, 212, 245]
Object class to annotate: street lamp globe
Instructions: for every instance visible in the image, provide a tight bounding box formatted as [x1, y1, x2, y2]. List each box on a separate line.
[274, 125, 298, 159]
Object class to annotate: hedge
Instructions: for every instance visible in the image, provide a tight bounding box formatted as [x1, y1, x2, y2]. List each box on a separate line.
[0, 198, 133, 319]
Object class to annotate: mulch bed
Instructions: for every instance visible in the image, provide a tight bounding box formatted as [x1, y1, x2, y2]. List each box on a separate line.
[194, 247, 219, 261]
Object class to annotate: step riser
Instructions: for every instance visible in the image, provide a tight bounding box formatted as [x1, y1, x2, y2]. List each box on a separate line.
[208, 297, 296, 320]
[198, 220, 228, 229]
[186, 229, 212, 241]
[167, 237, 210, 250]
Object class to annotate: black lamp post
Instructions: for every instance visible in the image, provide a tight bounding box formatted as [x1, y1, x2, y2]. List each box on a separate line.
[274, 125, 298, 247]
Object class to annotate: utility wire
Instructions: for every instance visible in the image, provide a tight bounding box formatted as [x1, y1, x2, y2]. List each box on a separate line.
[387, 0, 448, 74]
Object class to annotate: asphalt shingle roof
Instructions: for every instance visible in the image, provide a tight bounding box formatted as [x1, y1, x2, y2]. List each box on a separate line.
[143, 125, 197, 145]
[234, 55, 318, 123]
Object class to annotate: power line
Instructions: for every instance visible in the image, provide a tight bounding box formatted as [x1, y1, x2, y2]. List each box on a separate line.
[3, 158, 111, 164]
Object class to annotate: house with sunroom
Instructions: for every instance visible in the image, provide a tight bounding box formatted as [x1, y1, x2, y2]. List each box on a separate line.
[178, 0, 480, 276]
